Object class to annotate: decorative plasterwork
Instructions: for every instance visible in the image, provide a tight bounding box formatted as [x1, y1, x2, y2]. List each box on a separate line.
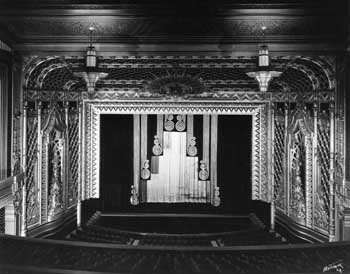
[286, 108, 314, 227]
[83, 101, 268, 202]
[144, 71, 207, 97]
[24, 89, 335, 103]
[23, 55, 335, 96]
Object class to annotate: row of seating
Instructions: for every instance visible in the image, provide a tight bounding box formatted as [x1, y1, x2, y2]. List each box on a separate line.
[68, 224, 285, 247]
[0, 235, 347, 274]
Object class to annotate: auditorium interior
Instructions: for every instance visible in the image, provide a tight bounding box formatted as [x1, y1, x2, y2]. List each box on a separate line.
[0, 0, 349, 273]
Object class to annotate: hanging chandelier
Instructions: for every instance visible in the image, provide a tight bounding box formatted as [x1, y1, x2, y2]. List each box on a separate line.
[246, 26, 281, 92]
[74, 26, 107, 94]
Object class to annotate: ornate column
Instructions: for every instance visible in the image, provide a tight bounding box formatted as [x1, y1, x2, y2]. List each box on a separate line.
[284, 102, 290, 216]
[81, 99, 86, 201]
[312, 102, 318, 228]
[270, 102, 275, 231]
[132, 115, 140, 205]
[21, 101, 27, 236]
[202, 115, 210, 203]
[329, 102, 336, 241]
[64, 100, 69, 210]
[37, 101, 42, 224]
[210, 115, 219, 206]
[77, 100, 82, 227]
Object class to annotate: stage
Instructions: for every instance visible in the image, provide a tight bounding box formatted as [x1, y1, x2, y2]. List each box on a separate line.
[100, 114, 253, 214]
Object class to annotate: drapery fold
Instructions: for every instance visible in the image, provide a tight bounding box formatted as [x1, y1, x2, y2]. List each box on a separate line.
[147, 132, 207, 203]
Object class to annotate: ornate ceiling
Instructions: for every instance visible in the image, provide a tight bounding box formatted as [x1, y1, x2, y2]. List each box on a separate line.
[0, 0, 346, 53]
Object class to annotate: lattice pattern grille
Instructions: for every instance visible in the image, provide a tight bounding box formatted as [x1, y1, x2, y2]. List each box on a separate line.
[42, 67, 84, 91]
[274, 113, 285, 210]
[27, 58, 62, 89]
[270, 67, 313, 93]
[315, 116, 330, 231]
[26, 116, 40, 226]
[296, 59, 329, 90]
[68, 110, 79, 206]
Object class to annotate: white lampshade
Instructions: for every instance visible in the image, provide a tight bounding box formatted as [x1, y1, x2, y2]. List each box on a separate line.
[86, 46, 97, 68]
[259, 45, 269, 67]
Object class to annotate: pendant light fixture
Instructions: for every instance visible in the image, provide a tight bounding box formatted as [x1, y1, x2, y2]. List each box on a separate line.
[75, 26, 107, 94]
[246, 26, 282, 92]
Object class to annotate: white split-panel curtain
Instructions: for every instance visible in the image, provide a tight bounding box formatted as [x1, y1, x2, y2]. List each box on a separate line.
[147, 131, 205, 203]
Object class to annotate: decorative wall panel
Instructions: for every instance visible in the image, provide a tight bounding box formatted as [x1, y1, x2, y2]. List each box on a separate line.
[314, 110, 331, 232]
[26, 109, 40, 227]
[272, 102, 337, 239]
[42, 101, 66, 222]
[68, 106, 79, 207]
[274, 106, 286, 211]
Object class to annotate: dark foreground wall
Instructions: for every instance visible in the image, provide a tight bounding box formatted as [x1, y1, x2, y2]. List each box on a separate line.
[0, 234, 348, 274]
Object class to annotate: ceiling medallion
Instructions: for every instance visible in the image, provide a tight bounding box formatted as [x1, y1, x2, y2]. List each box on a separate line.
[144, 71, 207, 98]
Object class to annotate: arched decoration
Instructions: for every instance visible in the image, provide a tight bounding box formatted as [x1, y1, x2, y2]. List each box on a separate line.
[287, 63, 320, 91]
[24, 56, 63, 89]
[63, 80, 80, 91]
[41, 100, 67, 222]
[268, 56, 334, 93]
[298, 57, 335, 91]
[23, 55, 335, 97]
[144, 71, 208, 97]
[271, 80, 291, 93]
[24, 56, 86, 91]
[35, 63, 69, 89]
[269, 67, 314, 93]
[286, 107, 313, 226]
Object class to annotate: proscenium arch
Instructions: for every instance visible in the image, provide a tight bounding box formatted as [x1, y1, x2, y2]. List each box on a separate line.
[23, 55, 335, 94]
[82, 100, 269, 204]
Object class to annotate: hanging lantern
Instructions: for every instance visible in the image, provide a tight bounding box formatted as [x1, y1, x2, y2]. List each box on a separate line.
[258, 45, 269, 67]
[74, 26, 107, 94]
[86, 26, 97, 68]
[246, 26, 281, 92]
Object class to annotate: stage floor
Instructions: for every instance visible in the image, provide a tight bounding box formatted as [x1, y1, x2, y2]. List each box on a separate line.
[95, 213, 257, 234]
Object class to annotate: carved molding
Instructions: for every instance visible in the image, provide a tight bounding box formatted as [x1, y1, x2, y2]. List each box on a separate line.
[145, 72, 207, 97]
[25, 89, 335, 103]
[83, 100, 268, 202]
